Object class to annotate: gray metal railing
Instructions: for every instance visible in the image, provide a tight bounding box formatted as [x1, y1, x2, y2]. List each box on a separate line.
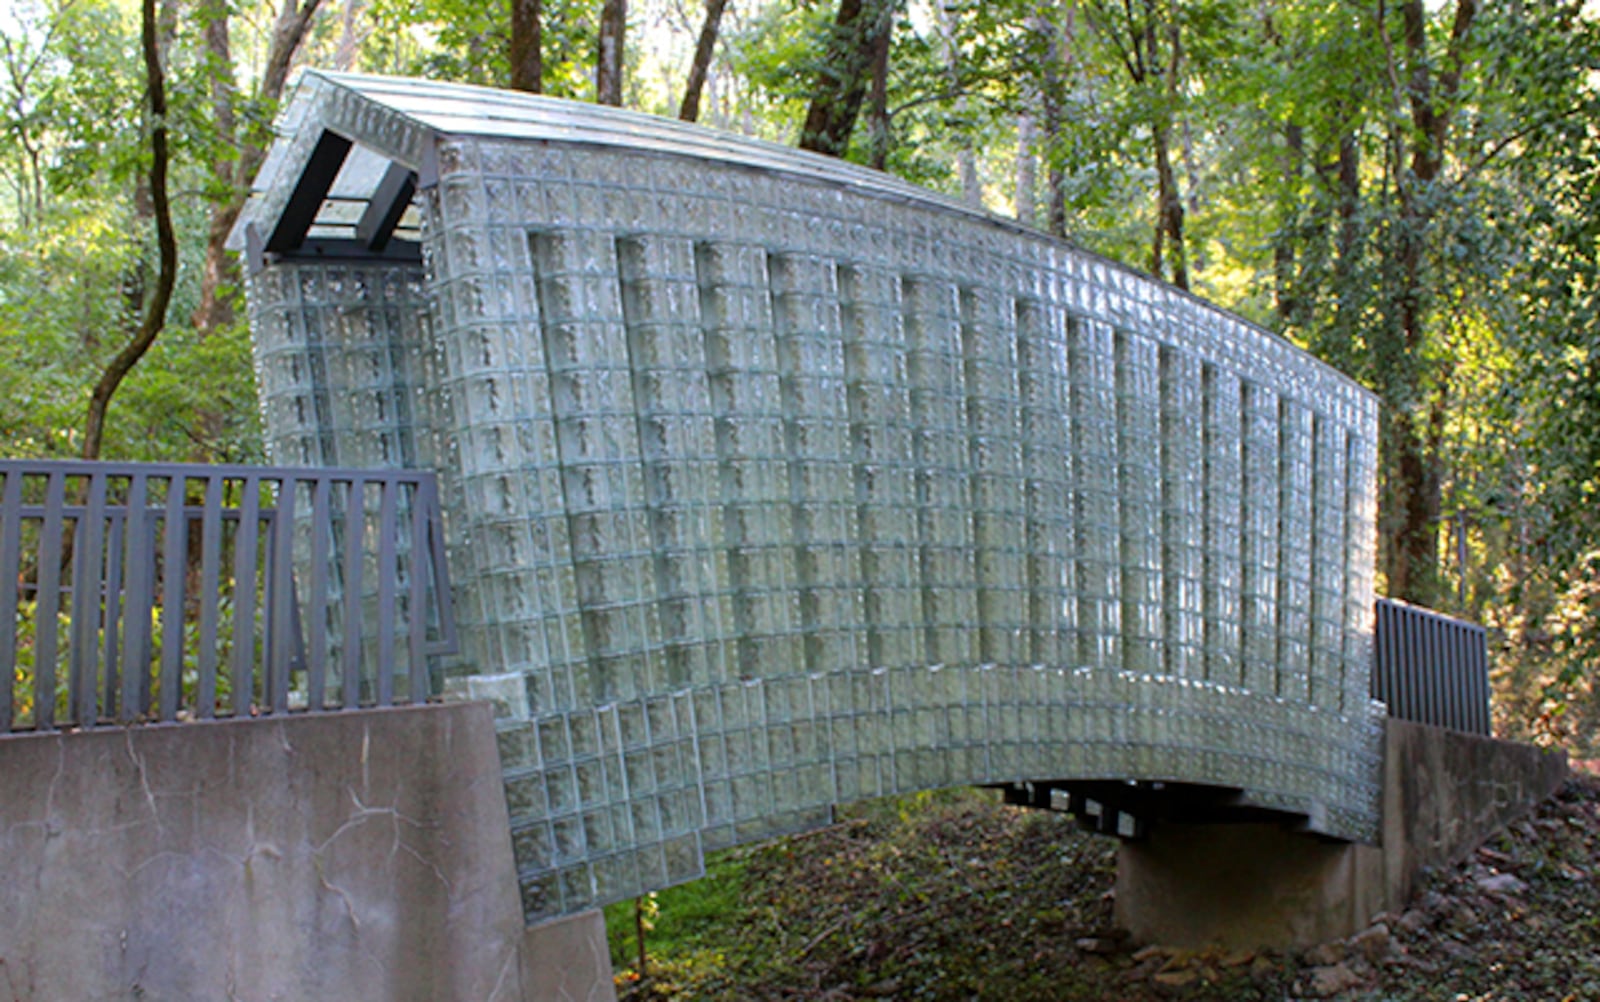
[0, 459, 456, 733]
[1371, 597, 1490, 736]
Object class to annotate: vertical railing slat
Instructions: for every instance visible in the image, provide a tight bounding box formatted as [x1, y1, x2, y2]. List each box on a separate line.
[1449, 619, 1464, 731]
[70, 472, 109, 727]
[267, 477, 298, 714]
[1466, 625, 1480, 732]
[230, 476, 262, 716]
[375, 475, 399, 707]
[406, 479, 429, 702]
[120, 472, 154, 723]
[1439, 614, 1451, 727]
[1372, 600, 1388, 708]
[1428, 612, 1442, 726]
[0, 468, 23, 732]
[34, 471, 67, 730]
[1423, 608, 1433, 723]
[1374, 601, 1386, 704]
[196, 474, 225, 719]
[306, 476, 332, 710]
[1406, 605, 1423, 725]
[1429, 612, 1443, 726]
[260, 506, 277, 707]
[340, 477, 366, 708]
[1420, 609, 1433, 724]
[159, 477, 188, 721]
[1476, 625, 1491, 735]
[101, 509, 125, 719]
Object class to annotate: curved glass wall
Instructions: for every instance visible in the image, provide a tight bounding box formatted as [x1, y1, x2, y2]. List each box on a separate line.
[237, 71, 1383, 924]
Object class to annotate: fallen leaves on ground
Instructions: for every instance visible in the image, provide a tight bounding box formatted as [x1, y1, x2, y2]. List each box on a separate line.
[615, 776, 1600, 1001]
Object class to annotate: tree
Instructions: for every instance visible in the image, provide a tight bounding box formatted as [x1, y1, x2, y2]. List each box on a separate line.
[511, 0, 543, 91]
[596, 0, 626, 105]
[191, 0, 326, 345]
[933, 0, 979, 203]
[1372, 0, 1478, 603]
[82, 0, 175, 461]
[798, 0, 896, 157]
[1076, 0, 1241, 291]
[680, 0, 730, 121]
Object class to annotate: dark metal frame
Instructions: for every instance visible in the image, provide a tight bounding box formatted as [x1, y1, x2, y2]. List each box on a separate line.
[0, 459, 456, 733]
[1372, 597, 1491, 736]
[259, 129, 421, 266]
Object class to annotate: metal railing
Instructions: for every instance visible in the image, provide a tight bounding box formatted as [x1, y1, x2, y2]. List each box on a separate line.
[0, 459, 456, 733]
[1371, 597, 1491, 736]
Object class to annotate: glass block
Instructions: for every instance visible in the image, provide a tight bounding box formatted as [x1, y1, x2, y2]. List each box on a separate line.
[244, 74, 1387, 922]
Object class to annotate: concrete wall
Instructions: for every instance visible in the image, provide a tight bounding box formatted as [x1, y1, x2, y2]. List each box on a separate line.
[0, 704, 614, 1002]
[1114, 719, 1568, 949]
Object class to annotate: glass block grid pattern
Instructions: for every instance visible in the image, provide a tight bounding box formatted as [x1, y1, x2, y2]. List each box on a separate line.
[240, 72, 1384, 925]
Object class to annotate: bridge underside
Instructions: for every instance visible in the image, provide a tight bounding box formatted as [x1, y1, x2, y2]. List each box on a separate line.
[236, 71, 1385, 923]
[996, 778, 1328, 840]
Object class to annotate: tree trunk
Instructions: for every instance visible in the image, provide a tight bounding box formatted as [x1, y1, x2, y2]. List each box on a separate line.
[1274, 123, 1303, 323]
[511, 0, 542, 93]
[865, 4, 891, 170]
[1032, 11, 1068, 237]
[192, 1, 236, 337]
[1335, 130, 1360, 265]
[191, 0, 324, 348]
[679, 0, 728, 121]
[1377, 0, 1476, 603]
[1149, 12, 1187, 289]
[334, 0, 364, 70]
[260, 1, 324, 111]
[798, 0, 893, 158]
[935, 2, 979, 205]
[596, 0, 627, 105]
[1015, 112, 1037, 226]
[1261, 8, 1298, 322]
[84, 0, 175, 461]
[1151, 120, 1187, 289]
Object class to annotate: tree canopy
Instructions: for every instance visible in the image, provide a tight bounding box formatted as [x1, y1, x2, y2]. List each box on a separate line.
[3, 0, 1599, 748]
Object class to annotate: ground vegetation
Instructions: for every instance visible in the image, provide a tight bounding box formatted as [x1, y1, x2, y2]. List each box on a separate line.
[607, 779, 1600, 1001]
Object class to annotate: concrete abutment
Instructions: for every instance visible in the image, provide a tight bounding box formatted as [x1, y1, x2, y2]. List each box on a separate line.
[1114, 718, 1567, 950]
[0, 703, 615, 1002]
[0, 704, 1566, 995]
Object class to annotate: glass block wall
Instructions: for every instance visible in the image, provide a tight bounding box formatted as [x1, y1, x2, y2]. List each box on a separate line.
[239, 72, 1384, 925]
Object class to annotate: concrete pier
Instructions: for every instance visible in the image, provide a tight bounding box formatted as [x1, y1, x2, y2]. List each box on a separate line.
[0, 703, 616, 1002]
[1114, 718, 1568, 949]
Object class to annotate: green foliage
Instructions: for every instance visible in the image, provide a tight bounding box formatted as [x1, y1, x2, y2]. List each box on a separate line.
[724, 1, 834, 143]
[605, 861, 743, 971]
[364, 0, 605, 97]
[0, 0, 264, 465]
[3, 0, 1600, 744]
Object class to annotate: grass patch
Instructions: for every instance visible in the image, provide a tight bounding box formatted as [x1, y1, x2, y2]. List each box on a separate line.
[606, 851, 749, 969]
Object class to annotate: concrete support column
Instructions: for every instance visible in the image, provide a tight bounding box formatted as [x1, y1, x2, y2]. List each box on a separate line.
[522, 910, 618, 1002]
[1114, 719, 1567, 950]
[1114, 823, 1382, 948]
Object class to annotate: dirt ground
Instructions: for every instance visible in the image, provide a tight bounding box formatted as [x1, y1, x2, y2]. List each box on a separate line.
[613, 774, 1600, 1001]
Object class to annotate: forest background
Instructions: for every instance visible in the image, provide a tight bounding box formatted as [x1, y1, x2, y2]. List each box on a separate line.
[3, 0, 1599, 751]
